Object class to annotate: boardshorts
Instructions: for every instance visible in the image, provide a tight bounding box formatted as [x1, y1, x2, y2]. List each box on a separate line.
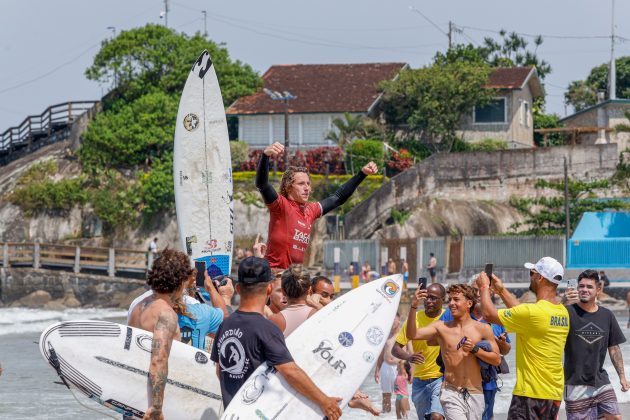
[565, 383, 620, 420]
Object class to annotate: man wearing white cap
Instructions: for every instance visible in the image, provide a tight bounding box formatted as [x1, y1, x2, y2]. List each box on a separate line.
[476, 257, 570, 419]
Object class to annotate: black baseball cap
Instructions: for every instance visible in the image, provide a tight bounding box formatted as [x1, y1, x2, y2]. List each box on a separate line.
[238, 257, 272, 284]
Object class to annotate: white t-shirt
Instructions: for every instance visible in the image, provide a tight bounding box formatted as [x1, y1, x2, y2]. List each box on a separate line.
[149, 241, 158, 254]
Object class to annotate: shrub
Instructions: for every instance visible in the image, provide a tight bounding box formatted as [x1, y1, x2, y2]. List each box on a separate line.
[386, 148, 414, 176]
[229, 140, 250, 169]
[346, 139, 384, 173]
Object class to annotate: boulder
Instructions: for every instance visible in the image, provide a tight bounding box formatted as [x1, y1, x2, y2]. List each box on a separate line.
[19, 290, 51, 308]
[44, 299, 67, 311]
[63, 290, 81, 308]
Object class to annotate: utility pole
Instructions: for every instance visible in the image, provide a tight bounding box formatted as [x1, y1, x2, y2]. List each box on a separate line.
[162, 0, 169, 27]
[263, 89, 297, 167]
[202, 10, 207, 37]
[609, 0, 616, 99]
[448, 21, 453, 49]
[564, 157, 570, 241]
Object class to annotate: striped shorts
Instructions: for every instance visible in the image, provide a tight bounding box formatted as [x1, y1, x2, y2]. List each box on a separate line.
[565, 383, 620, 420]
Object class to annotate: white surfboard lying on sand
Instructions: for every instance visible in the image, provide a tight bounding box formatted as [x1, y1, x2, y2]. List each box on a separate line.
[39, 320, 222, 419]
[221, 274, 404, 420]
[173, 49, 233, 277]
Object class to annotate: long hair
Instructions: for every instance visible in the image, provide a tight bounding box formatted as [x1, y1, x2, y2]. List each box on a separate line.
[279, 166, 310, 198]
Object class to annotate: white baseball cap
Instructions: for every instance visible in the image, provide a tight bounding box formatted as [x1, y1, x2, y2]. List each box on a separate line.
[524, 257, 564, 285]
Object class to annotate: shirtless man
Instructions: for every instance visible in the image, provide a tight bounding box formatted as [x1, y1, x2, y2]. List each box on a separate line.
[427, 253, 437, 284]
[406, 284, 500, 420]
[128, 249, 192, 420]
[375, 313, 401, 413]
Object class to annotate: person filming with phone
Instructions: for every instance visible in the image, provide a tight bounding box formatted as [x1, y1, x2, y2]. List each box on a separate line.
[563, 270, 629, 420]
[476, 256, 569, 419]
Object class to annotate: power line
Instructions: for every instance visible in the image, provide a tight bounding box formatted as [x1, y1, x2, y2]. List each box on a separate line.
[0, 43, 101, 95]
[459, 24, 621, 40]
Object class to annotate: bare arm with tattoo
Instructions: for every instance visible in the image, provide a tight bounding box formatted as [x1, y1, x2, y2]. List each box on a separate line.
[609, 345, 630, 392]
[144, 310, 179, 420]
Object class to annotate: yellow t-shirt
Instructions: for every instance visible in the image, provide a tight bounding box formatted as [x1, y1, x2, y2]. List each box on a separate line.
[396, 308, 445, 380]
[498, 300, 569, 401]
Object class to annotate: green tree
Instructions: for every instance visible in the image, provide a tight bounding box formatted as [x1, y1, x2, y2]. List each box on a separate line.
[533, 113, 564, 147]
[325, 113, 366, 148]
[86, 24, 261, 107]
[79, 91, 178, 171]
[380, 49, 493, 152]
[509, 179, 629, 235]
[481, 31, 551, 79]
[565, 57, 630, 111]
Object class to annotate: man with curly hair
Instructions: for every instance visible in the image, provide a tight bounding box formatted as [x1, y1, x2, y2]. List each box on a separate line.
[256, 141, 378, 269]
[128, 249, 193, 420]
[406, 284, 500, 420]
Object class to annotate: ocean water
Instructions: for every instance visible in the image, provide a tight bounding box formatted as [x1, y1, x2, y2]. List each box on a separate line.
[1, 308, 630, 419]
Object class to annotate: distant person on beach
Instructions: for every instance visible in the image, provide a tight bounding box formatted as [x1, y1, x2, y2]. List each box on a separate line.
[149, 237, 158, 255]
[406, 284, 501, 420]
[394, 360, 411, 420]
[256, 141, 377, 270]
[393, 283, 446, 420]
[210, 257, 342, 418]
[600, 270, 610, 289]
[477, 256, 569, 419]
[427, 253, 437, 283]
[362, 261, 371, 282]
[387, 258, 397, 275]
[128, 249, 191, 420]
[401, 259, 409, 286]
[563, 269, 628, 420]
[375, 313, 401, 413]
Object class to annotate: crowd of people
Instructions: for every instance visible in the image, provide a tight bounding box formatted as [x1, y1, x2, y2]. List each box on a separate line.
[127, 149, 630, 420]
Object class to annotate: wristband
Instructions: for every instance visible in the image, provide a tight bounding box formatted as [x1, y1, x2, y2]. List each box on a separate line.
[471, 345, 480, 354]
[410, 306, 418, 310]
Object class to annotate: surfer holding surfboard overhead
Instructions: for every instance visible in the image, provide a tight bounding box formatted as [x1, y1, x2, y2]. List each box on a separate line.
[256, 141, 378, 269]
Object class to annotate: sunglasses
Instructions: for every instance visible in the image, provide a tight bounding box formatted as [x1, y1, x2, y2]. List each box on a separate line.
[529, 270, 538, 278]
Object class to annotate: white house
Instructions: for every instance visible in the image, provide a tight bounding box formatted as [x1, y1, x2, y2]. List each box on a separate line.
[226, 62, 408, 148]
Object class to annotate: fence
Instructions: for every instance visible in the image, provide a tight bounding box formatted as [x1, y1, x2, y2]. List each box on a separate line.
[568, 239, 630, 268]
[1, 242, 152, 278]
[323, 235, 566, 280]
[0, 101, 99, 165]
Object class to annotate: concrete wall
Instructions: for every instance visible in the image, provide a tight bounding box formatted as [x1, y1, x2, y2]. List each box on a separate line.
[0, 267, 145, 306]
[344, 144, 618, 239]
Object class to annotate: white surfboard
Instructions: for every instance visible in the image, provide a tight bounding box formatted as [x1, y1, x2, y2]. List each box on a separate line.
[39, 320, 222, 419]
[173, 49, 233, 277]
[221, 274, 404, 419]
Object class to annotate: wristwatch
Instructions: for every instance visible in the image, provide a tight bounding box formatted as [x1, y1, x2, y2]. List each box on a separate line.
[471, 345, 480, 354]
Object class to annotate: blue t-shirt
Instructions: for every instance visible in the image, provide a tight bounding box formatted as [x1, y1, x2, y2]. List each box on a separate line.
[438, 308, 510, 390]
[178, 303, 224, 350]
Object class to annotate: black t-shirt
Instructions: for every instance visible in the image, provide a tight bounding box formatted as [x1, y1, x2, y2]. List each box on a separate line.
[564, 304, 626, 387]
[210, 310, 294, 407]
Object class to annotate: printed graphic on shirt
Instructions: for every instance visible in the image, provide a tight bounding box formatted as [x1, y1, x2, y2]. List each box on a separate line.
[217, 328, 250, 379]
[575, 322, 606, 344]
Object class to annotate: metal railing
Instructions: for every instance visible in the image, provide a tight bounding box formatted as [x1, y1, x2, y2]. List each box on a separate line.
[0, 242, 153, 278]
[0, 101, 100, 165]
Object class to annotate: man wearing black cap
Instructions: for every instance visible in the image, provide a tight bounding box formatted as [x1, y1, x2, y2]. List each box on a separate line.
[210, 257, 342, 419]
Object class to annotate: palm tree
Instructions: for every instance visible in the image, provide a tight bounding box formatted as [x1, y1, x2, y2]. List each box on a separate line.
[325, 113, 367, 174]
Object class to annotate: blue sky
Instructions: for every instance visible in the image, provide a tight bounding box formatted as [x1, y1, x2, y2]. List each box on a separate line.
[1, 0, 629, 131]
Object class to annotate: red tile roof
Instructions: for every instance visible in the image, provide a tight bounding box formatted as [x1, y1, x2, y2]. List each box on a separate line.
[226, 63, 407, 115]
[486, 67, 535, 89]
